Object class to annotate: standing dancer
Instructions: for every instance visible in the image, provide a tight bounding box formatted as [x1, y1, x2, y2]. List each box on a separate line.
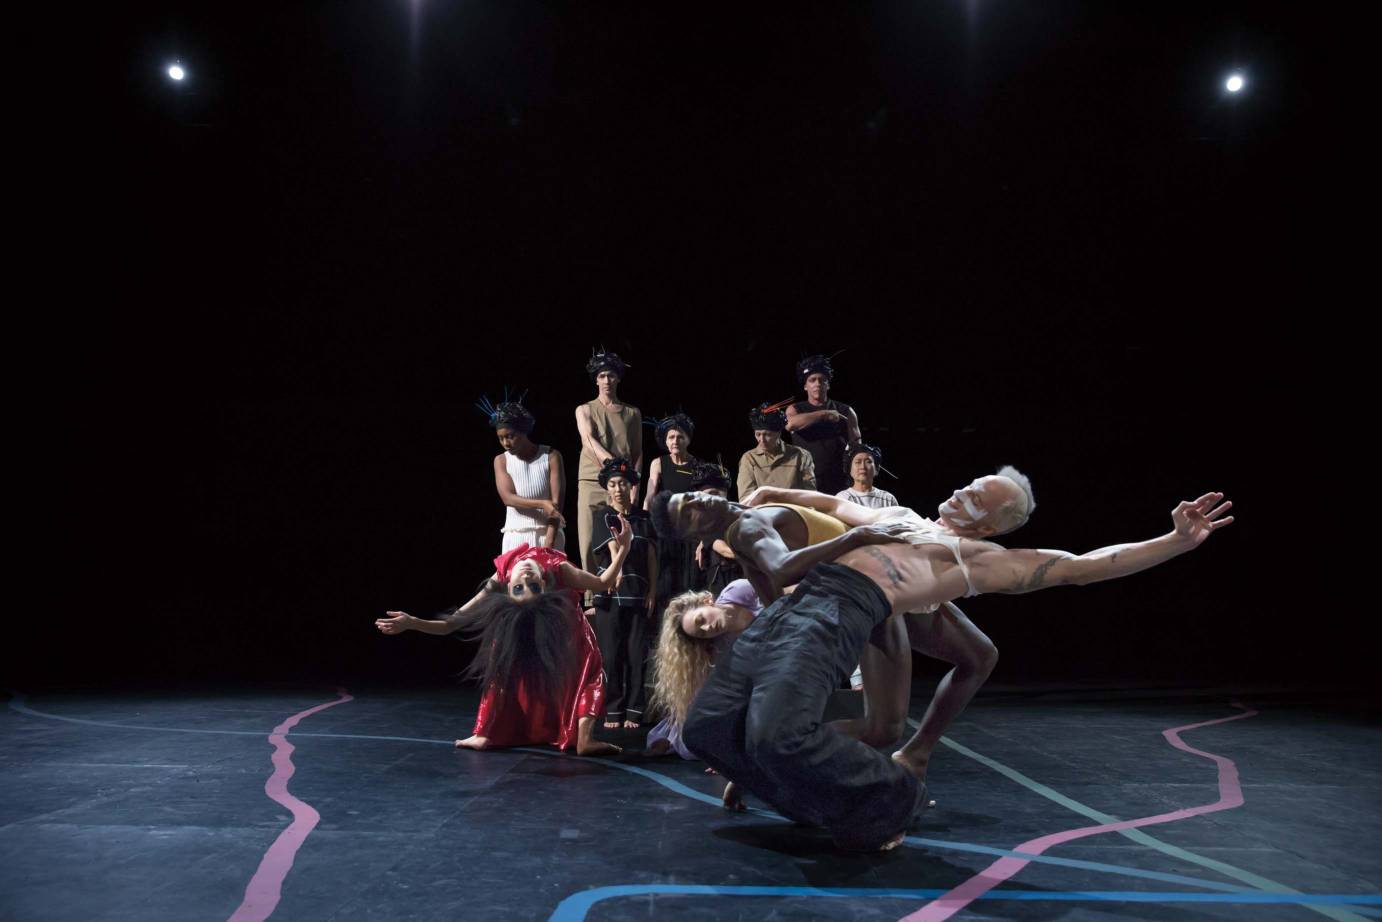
[589, 458, 658, 729]
[785, 354, 860, 497]
[643, 413, 700, 614]
[478, 393, 566, 552]
[375, 530, 632, 756]
[574, 350, 642, 574]
[837, 442, 898, 510]
[736, 402, 816, 502]
[682, 475, 1233, 850]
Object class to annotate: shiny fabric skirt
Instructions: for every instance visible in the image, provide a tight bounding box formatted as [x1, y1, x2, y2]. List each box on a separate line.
[472, 610, 605, 750]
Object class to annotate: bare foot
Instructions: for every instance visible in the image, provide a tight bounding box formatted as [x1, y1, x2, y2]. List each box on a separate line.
[576, 740, 622, 757]
[721, 780, 745, 812]
[603, 720, 621, 729]
[455, 735, 490, 750]
[893, 751, 937, 808]
[622, 720, 640, 729]
[704, 766, 718, 775]
[891, 749, 928, 784]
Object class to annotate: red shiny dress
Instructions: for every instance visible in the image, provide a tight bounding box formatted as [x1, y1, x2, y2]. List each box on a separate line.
[472, 544, 605, 750]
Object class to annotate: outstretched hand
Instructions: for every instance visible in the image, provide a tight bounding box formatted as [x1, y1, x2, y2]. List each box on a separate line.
[375, 611, 412, 635]
[1171, 492, 1234, 547]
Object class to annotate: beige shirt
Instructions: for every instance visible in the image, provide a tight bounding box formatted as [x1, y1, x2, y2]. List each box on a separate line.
[736, 444, 817, 499]
[577, 398, 642, 482]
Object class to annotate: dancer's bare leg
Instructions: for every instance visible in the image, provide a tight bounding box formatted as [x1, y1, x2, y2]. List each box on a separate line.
[455, 735, 489, 750]
[892, 603, 997, 783]
[830, 616, 911, 747]
[576, 716, 622, 756]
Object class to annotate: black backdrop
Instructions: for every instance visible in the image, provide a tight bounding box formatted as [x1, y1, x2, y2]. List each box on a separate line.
[28, 3, 1335, 690]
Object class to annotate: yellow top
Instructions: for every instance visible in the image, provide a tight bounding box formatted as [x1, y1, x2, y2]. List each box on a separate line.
[760, 503, 847, 546]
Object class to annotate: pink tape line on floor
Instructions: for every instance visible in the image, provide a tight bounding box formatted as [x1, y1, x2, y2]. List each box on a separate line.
[901, 702, 1258, 922]
[227, 687, 355, 922]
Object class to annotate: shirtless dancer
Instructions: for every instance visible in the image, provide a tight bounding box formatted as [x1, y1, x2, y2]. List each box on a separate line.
[742, 469, 1030, 786]
[649, 481, 995, 759]
[678, 474, 1232, 850]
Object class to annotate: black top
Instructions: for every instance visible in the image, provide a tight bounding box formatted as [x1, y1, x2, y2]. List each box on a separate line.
[789, 399, 853, 495]
[654, 456, 700, 602]
[591, 504, 656, 607]
[659, 457, 699, 496]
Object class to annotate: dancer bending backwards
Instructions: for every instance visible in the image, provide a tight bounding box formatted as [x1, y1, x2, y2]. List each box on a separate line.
[679, 477, 1232, 851]
[375, 530, 633, 756]
[743, 470, 1031, 786]
[649, 483, 943, 749]
[644, 580, 763, 759]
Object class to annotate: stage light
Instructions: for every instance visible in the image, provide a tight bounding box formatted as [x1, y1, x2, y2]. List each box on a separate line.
[1225, 73, 1244, 93]
[167, 64, 186, 82]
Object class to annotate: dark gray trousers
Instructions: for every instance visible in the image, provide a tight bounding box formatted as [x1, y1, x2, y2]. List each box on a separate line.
[683, 563, 924, 849]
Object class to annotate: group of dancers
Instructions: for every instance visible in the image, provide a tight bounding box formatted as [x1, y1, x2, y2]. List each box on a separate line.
[376, 349, 1233, 850]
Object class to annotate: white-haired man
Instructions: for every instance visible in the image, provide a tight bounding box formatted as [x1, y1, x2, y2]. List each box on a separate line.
[682, 475, 1231, 850]
[741, 466, 1033, 786]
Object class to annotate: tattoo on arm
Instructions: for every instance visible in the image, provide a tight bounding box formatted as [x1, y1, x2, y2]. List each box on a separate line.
[862, 546, 905, 588]
[1021, 556, 1063, 592]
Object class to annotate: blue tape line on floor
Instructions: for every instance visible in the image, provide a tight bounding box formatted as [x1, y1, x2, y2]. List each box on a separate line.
[549, 884, 1382, 922]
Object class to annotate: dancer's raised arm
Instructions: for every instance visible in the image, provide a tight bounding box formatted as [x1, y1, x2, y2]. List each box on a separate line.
[558, 515, 633, 593]
[968, 492, 1233, 595]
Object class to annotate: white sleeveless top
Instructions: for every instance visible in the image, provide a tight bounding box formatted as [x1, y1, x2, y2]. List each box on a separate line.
[889, 510, 978, 610]
[501, 447, 565, 551]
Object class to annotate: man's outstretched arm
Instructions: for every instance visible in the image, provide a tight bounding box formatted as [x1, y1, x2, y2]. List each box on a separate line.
[970, 492, 1234, 595]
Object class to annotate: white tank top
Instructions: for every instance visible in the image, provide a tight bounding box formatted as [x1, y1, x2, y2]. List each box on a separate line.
[890, 510, 979, 610]
[502, 447, 554, 535]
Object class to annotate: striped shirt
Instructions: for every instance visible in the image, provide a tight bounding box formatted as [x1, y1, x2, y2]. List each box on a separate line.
[835, 487, 899, 509]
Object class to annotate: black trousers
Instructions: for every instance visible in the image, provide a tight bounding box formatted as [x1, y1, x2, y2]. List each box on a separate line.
[682, 563, 924, 849]
[595, 602, 651, 721]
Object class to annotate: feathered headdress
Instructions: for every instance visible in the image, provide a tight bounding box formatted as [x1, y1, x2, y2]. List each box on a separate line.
[796, 351, 842, 386]
[586, 348, 629, 381]
[598, 456, 641, 488]
[475, 389, 535, 434]
[648, 411, 695, 443]
[748, 397, 792, 432]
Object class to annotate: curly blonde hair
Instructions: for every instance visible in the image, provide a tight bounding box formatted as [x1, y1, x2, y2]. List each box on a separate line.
[650, 590, 716, 724]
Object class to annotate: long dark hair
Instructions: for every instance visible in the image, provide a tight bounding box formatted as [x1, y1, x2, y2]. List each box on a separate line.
[444, 588, 577, 700]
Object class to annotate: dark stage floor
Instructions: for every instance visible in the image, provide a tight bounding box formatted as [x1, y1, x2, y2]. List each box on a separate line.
[4, 685, 1380, 921]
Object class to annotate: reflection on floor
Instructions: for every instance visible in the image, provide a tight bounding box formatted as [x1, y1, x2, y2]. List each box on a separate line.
[4, 685, 1380, 921]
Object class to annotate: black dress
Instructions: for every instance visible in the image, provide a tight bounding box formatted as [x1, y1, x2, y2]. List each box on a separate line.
[789, 399, 854, 496]
[654, 457, 701, 605]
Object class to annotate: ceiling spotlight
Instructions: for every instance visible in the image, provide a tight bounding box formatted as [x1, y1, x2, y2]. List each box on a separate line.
[1225, 73, 1244, 93]
[167, 64, 186, 81]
